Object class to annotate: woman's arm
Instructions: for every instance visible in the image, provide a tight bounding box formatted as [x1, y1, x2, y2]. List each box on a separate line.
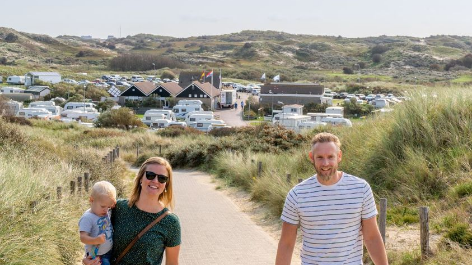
[165, 245, 180, 265]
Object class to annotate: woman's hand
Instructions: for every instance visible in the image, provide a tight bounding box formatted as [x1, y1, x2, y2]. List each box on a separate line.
[82, 255, 101, 265]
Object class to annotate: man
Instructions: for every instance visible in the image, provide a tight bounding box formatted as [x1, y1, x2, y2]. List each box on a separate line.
[275, 132, 388, 265]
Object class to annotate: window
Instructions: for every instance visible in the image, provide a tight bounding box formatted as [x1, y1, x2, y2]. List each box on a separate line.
[146, 117, 151, 120]
[197, 123, 203, 127]
[173, 109, 179, 113]
[190, 118, 196, 121]
[291, 108, 297, 113]
[195, 108, 200, 111]
[194, 94, 197, 97]
[200, 94, 203, 97]
[182, 109, 186, 112]
[189, 94, 192, 97]
[67, 106, 73, 109]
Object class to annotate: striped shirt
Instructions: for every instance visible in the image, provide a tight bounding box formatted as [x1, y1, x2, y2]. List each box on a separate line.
[281, 172, 378, 265]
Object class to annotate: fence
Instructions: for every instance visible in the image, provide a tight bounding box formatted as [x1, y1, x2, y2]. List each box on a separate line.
[254, 161, 432, 260]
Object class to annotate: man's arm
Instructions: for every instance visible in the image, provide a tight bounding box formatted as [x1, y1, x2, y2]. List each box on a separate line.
[362, 217, 388, 265]
[275, 222, 298, 265]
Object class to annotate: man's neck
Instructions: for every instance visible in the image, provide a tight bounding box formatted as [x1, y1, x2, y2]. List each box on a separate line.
[317, 171, 342, 186]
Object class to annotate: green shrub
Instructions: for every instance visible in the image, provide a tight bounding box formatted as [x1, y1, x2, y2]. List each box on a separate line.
[386, 206, 419, 225]
[453, 182, 472, 198]
[446, 223, 472, 248]
[94, 108, 145, 130]
[156, 126, 203, 138]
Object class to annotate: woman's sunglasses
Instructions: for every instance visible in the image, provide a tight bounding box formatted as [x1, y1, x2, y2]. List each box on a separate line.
[145, 171, 169, 183]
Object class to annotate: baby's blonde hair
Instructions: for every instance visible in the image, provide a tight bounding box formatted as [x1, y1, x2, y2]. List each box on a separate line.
[91, 181, 117, 202]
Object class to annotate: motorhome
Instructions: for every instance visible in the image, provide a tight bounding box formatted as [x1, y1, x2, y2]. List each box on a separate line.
[185, 113, 214, 125]
[183, 111, 214, 121]
[177, 99, 203, 106]
[63, 102, 97, 111]
[272, 112, 299, 123]
[1, 87, 25, 94]
[374, 98, 389, 109]
[273, 115, 311, 131]
[321, 117, 353, 127]
[16, 108, 52, 120]
[150, 120, 187, 129]
[188, 119, 227, 132]
[141, 113, 166, 126]
[142, 109, 176, 122]
[131, 75, 144, 82]
[29, 101, 55, 107]
[6, 76, 25, 85]
[28, 102, 62, 118]
[307, 113, 343, 122]
[325, 107, 344, 117]
[173, 105, 203, 120]
[297, 121, 327, 131]
[61, 109, 100, 121]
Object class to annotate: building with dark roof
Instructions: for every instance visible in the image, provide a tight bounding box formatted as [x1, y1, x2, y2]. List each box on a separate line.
[260, 83, 324, 106]
[24, 86, 50, 99]
[176, 82, 220, 109]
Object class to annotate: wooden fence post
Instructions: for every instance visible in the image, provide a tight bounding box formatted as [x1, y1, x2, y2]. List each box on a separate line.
[378, 198, 387, 244]
[57, 187, 62, 200]
[257, 161, 262, 178]
[136, 144, 139, 158]
[110, 151, 114, 163]
[70, 181, 76, 195]
[286, 173, 291, 183]
[116, 146, 120, 158]
[420, 206, 430, 260]
[159, 145, 162, 155]
[77, 176, 83, 193]
[84, 173, 90, 192]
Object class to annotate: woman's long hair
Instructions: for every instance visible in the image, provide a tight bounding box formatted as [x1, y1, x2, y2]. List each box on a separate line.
[128, 157, 174, 210]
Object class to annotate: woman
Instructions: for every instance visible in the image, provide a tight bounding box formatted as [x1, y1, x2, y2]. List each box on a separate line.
[84, 157, 181, 265]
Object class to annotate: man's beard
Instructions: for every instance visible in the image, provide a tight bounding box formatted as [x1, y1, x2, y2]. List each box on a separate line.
[315, 167, 337, 182]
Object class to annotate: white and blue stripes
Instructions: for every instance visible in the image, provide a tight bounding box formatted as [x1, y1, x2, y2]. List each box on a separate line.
[281, 173, 378, 265]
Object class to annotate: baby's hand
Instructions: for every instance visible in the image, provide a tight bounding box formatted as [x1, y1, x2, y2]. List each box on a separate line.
[96, 234, 106, 244]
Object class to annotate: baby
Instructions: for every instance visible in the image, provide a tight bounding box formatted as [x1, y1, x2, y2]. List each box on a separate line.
[79, 181, 116, 265]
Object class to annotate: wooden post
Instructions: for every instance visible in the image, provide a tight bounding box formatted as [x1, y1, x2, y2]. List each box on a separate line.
[257, 161, 262, 178]
[159, 145, 162, 155]
[286, 173, 291, 183]
[70, 181, 76, 195]
[84, 173, 90, 192]
[77, 176, 83, 193]
[420, 207, 430, 259]
[378, 198, 387, 244]
[298, 178, 303, 183]
[57, 186, 62, 200]
[110, 151, 114, 163]
[116, 146, 120, 158]
[136, 144, 139, 158]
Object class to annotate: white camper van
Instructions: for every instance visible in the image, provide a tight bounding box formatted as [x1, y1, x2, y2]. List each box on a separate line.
[151, 120, 187, 129]
[17, 108, 52, 120]
[142, 109, 176, 122]
[63, 102, 97, 111]
[188, 119, 227, 132]
[177, 100, 203, 106]
[185, 113, 214, 125]
[321, 117, 353, 127]
[7, 76, 25, 85]
[142, 113, 166, 126]
[29, 101, 55, 107]
[173, 105, 203, 120]
[325, 107, 344, 116]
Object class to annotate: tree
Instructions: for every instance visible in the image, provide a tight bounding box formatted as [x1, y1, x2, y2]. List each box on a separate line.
[343, 67, 354, 74]
[372, 54, 382, 63]
[370, 44, 389, 54]
[94, 107, 144, 130]
[161, 70, 176, 80]
[5, 33, 18, 43]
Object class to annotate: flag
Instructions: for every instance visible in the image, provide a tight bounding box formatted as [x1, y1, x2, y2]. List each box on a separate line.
[261, 73, 266, 80]
[206, 70, 213, 78]
[273, 75, 280, 82]
[200, 71, 205, 81]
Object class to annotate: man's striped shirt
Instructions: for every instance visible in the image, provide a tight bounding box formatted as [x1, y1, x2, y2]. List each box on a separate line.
[281, 172, 378, 265]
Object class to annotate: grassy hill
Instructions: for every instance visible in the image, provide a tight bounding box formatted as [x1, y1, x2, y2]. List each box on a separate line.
[2, 28, 472, 83]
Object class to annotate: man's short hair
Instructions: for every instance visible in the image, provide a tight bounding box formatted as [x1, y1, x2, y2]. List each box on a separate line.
[91, 181, 117, 201]
[311, 132, 341, 150]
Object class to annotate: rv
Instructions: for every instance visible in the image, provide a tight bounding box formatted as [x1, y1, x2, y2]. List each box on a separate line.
[177, 99, 203, 106]
[297, 121, 327, 131]
[1, 87, 25, 94]
[325, 107, 344, 116]
[141, 113, 166, 126]
[188, 119, 227, 132]
[63, 102, 97, 111]
[185, 113, 214, 125]
[16, 108, 52, 120]
[29, 101, 55, 107]
[374, 99, 389, 109]
[173, 105, 203, 120]
[321, 117, 353, 127]
[307, 113, 343, 122]
[142, 109, 176, 122]
[150, 120, 187, 129]
[61, 109, 99, 121]
[29, 102, 62, 118]
[273, 115, 311, 131]
[6, 76, 25, 85]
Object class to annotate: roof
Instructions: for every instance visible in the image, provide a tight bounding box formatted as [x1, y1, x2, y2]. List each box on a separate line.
[194, 82, 220, 97]
[132, 82, 157, 95]
[284, 104, 304, 108]
[26, 72, 61, 76]
[24, 86, 50, 92]
[157, 82, 183, 96]
[179, 71, 221, 89]
[261, 83, 323, 95]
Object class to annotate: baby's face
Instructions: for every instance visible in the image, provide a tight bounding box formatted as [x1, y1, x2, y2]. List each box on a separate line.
[90, 196, 116, 217]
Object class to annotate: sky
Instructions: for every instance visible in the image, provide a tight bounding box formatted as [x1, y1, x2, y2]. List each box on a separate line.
[2, 0, 472, 39]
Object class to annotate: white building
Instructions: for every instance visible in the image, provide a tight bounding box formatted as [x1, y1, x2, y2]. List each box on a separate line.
[25, 72, 61, 86]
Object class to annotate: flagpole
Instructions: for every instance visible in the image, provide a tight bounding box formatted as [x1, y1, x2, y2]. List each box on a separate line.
[211, 68, 214, 111]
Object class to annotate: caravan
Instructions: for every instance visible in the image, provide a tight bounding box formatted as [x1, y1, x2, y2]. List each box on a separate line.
[63, 102, 97, 111]
[188, 119, 227, 132]
[185, 113, 214, 125]
[7, 76, 25, 85]
[142, 109, 176, 122]
[17, 108, 52, 120]
[173, 105, 203, 120]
